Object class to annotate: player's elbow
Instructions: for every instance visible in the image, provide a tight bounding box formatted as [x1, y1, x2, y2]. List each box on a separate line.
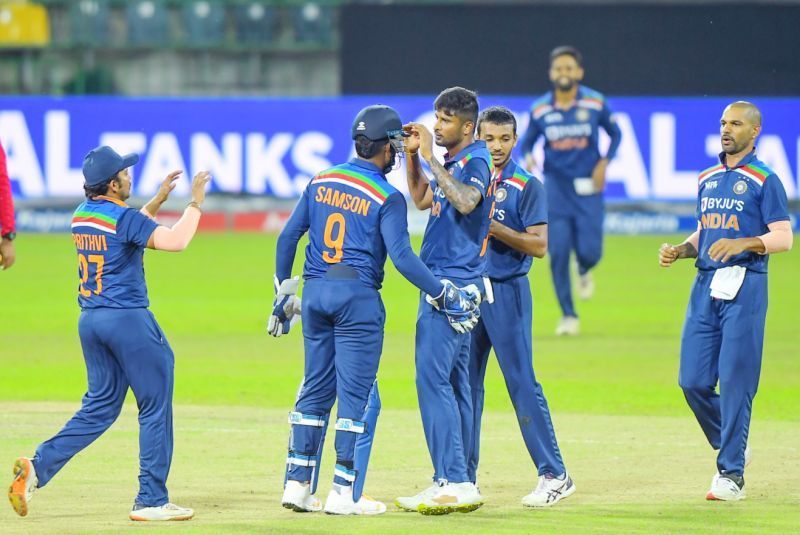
[152, 227, 191, 252]
[530, 243, 547, 258]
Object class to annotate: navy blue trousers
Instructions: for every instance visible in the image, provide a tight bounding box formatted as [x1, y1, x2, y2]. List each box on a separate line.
[415, 282, 476, 484]
[679, 270, 767, 476]
[468, 276, 565, 481]
[288, 279, 385, 485]
[548, 195, 604, 317]
[33, 308, 175, 507]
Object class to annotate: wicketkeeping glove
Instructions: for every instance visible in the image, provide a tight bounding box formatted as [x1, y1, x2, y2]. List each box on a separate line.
[426, 280, 482, 334]
[267, 276, 302, 337]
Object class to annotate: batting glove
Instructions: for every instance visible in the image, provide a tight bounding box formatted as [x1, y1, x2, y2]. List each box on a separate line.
[427, 280, 481, 334]
[267, 275, 302, 337]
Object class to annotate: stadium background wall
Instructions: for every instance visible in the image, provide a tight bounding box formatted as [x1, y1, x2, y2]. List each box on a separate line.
[340, 4, 800, 96]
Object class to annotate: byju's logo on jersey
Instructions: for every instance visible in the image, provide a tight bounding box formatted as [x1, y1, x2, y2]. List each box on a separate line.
[733, 180, 748, 195]
[495, 187, 508, 202]
[356, 121, 366, 131]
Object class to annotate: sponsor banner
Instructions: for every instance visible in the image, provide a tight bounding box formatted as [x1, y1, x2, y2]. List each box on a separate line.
[2, 96, 798, 202]
[15, 208, 799, 235]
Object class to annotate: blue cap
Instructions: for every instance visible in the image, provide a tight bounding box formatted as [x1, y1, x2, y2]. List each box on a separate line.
[82, 146, 139, 186]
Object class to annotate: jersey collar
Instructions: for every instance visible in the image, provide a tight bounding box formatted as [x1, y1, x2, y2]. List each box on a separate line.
[444, 140, 487, 166]
[92, 195, 128, 207]
[718, 149, 757, 170]
[348, 157, 386, 179]
[496, 159, 519, 182]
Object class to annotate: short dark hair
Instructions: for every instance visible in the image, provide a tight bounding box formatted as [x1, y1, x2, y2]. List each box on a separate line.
[354, 135, 388, 159]
[477, 106, 517, 136]
[550, 45, 582, 67]
[83, 176, 117, 199]
[434, 86, 479, 126]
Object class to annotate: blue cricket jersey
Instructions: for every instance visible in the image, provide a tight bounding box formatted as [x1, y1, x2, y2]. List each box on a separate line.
[695, 151, 789, 273]
[419, 140, 494, 280]
[71, 196, 159, 309]
[486, 160, 548, 281]
[519, 85, 621, 215]
[276, 158, 442, 297]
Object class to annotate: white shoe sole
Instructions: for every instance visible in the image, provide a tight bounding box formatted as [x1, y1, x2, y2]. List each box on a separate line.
[129, 511, 194, 521]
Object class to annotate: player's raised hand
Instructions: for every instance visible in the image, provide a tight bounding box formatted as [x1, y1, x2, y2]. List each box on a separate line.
[156, 170, 182, 203]
[190, 171, 211, 206]
[659, 243, 679, 267]
[402, 124, 421, 155]
[405, 123, 434, 162]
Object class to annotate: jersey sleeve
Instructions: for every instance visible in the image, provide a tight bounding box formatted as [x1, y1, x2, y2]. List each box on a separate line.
[275, 189, 311, 282]
[760, 174, 790, 225]
[118, 208, 159, 247]
[379, 193, 443, 297]
[461, 158, 491, 199]
[599, 101, 622, 160]
[519, 178, 548, 228]
[518, 113, 542, 156]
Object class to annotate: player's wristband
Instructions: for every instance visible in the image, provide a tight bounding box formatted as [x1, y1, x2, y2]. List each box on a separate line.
[187, 201, 202, 213]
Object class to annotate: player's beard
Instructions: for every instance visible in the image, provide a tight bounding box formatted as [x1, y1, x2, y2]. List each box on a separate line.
[554, 77, 576, 92]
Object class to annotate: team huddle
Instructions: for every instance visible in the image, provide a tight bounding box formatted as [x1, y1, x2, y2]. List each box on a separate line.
[7, 46, 792, 521]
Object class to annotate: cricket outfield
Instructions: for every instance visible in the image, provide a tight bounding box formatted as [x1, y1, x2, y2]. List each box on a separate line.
[1, 234, 798, 533]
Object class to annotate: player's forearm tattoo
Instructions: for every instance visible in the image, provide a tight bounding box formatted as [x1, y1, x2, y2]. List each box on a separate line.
[426, 157, 482, 214]
[679, 242, 698, 259]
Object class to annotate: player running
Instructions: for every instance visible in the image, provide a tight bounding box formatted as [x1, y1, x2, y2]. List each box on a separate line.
[659, 101, 792, 501]
[395, 87, 493, 514]
[468, 106, 574, 507]
[8, 146, 210, 521]
[519, 46, 621, 336]
[272, 105, 479, 516]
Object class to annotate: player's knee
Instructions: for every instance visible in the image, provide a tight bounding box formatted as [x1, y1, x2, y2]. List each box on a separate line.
[577, 246, 602, 270]
[678, 379, 712, 399]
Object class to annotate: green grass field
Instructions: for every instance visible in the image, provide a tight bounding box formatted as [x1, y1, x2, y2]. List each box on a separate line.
[1, 233, 799, 534]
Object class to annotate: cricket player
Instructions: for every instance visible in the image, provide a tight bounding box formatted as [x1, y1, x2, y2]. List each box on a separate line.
[0, 139, 16, 270]
[519, 46, 622, 336]
[469, 106, 574, 507]
[659, 101, 792, 501]
[396, 87, 493, 514]
[272, 105, 479, 516]
[8, 146, 211, 521]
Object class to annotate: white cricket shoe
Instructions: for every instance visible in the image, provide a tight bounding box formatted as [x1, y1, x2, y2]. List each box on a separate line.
[324, 484, 385, 515]
[418, 482, 484, 515]
[522, 473, 576, 507]
[578, 272, 594, 300]
[8, 457, 38, 517]
[555, 316, 580, 336]
[129, 502, 194, 521]
[395, 483, 439, 512]
[706, 474, 745, 501]
[282, 480, 322, 512]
